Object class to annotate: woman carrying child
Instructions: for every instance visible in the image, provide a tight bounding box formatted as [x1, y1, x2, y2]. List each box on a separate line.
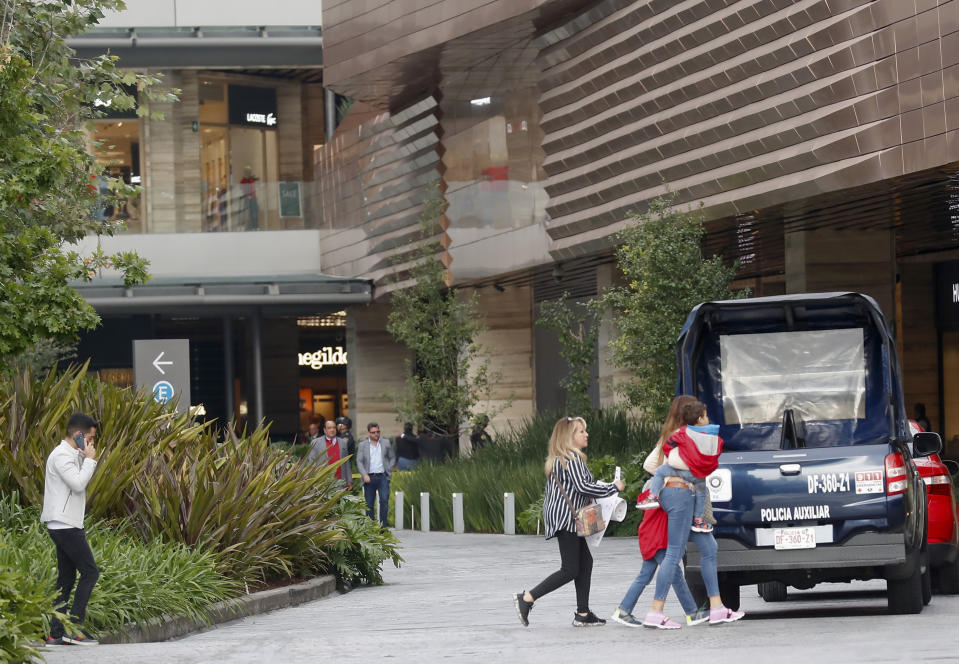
[610, 396, 744, 628]
[637, 399, 722, 532]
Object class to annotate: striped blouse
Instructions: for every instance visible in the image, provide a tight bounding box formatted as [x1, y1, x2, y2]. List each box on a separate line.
[542, 454, 618, 539]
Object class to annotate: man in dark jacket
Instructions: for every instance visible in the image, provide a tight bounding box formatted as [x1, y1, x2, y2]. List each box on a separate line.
[336, 416, 357, 458]
[395, 422, 421, 470]
[470, 414, 493, 451]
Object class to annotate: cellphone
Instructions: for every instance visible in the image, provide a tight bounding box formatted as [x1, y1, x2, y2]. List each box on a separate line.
[614, 466, 622, 482]
[73, 432, 85, 450]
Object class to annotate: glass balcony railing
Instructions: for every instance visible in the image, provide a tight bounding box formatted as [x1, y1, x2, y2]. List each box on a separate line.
[109, 180, 313, 234]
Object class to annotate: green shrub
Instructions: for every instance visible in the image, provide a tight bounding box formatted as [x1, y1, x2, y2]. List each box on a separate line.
[325, 496, 403, 585]
[392, 409, 659, 534]
[271, 442, 311, 460]
[0, 363, 205, 517]
[126, 428, 346, 582]
[0, 494, 238, 641]
[492, 409, 658, 462]
[393, 457, 542, 533]
[0, 366, 399, 587]
[0, 534, 52, 664]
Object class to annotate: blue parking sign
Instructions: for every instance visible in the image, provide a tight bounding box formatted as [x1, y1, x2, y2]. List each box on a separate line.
[153, 380, 175, 403]
[134, 339, 190, 413]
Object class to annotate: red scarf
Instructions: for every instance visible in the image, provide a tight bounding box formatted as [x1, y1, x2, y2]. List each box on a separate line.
[325, 438, 342, 478]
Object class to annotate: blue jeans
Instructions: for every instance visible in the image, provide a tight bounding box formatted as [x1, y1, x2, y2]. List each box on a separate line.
[690, 530, 720, 598]
[397, 456, 418, 471]
[618, 530, 719, 614]
[653, 486, 695, 601]
[649, 464, 706, 520]
[363, 473, 390, 526]
[619, 549, 698, 615]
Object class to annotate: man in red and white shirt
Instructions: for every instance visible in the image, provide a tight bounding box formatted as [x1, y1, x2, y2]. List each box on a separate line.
[307, 420, 353, 490]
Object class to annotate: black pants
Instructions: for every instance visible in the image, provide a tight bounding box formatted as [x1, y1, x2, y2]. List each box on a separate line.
[47, 528, 99, 638]
[529, 530, 593, 613]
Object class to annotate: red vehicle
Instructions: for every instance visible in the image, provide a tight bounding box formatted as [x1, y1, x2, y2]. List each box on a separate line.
[910, 420, 959, 594]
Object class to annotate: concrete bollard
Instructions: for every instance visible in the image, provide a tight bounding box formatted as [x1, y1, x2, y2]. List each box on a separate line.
[395, 491, 405, 530]
[504, 492, 515, 535]
[420, 492, 430, 532]
[452, 493, 464, 534]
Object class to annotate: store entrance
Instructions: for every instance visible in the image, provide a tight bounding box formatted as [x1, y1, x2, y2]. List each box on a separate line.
[298, 377, 348, 440]
[297, 330, 349, 444]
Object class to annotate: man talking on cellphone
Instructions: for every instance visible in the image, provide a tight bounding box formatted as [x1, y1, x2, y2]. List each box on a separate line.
[40, 412, 100, 646]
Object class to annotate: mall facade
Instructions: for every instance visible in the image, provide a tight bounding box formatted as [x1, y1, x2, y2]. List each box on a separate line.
[74, 0, 959, 453]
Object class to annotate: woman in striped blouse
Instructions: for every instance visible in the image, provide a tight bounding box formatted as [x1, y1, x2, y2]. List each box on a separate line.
[513, 416, 625, 627]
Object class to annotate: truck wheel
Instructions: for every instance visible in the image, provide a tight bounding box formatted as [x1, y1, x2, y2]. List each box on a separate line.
[887, 563, 924, 614]
[718, 575, 740, 611]
[758, 581, 788, 602]
[936, 556, 959, 595]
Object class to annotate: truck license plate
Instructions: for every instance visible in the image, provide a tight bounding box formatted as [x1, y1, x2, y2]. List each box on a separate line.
[774, 527, 816, 550]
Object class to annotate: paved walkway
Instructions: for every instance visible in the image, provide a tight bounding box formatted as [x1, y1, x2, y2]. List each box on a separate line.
[41, 530, 959, 663]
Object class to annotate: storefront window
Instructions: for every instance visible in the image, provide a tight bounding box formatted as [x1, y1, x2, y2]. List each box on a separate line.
[90, 118, 143, 232]
[199, 79, 279, 232]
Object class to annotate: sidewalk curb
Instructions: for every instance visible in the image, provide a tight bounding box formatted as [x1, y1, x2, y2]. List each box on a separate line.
[102, 575, 339, 644]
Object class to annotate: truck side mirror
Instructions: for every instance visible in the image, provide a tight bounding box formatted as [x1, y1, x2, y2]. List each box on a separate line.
[913, 431, 942, 457]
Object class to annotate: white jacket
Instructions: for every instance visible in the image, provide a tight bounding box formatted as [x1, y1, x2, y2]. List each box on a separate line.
[40, 440, 98, 528]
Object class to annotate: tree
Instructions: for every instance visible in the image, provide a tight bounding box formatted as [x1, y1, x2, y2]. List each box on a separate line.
[386, 183, 501, 440]
[0, 0, 175, 366]
[603, 195, 747, 423]
[536, 294, 599, 416]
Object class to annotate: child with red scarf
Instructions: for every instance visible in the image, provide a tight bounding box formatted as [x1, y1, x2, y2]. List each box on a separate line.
[636, 400, 722, 533]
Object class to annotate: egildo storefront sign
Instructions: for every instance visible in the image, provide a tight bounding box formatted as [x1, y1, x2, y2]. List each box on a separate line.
[298, 346, 348, 371]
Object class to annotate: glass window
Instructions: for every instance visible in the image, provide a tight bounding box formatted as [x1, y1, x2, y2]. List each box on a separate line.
[89, 119, 143, 232]
[720, 329, 866, 424]
[199, 79, 279, 232]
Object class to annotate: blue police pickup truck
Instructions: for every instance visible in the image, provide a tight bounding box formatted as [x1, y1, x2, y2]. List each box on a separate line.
[680, 293, 943, 614]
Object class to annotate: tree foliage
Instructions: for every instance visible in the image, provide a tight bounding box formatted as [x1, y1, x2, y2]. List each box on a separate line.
[536, 294, 599, 416]
[0, 0, 176, 362]
[386, 183, 501, 439]
[604, 195, 747, 422]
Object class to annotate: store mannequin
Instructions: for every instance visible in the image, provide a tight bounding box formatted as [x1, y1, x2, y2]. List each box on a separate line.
[240, 165, 259, 230]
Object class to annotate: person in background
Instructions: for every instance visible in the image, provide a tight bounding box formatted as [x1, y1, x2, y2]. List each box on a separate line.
[357, 422, 395, 527]
[306, 419, 321, 446]
[513, 416, 625, 628]
[308, 419, 353, 490]
[336, 416, 357, 459]
[470, 414, 493, 452]
[914, 403, 932, 433]
[395, 422, 421, 471]
[40, 412, 101, 646]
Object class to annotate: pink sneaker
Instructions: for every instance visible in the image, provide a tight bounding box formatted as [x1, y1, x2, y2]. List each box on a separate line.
[642, 611, 681, 629]
[636, 496, 660, 511]
[709, 606, 745, 624]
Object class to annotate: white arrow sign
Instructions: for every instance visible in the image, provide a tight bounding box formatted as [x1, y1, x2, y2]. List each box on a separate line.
[153, 351, 174, 375]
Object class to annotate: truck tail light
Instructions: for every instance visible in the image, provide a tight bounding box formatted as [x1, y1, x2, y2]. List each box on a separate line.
[885, 452, 908, 495]
[923, 473, 954, 496]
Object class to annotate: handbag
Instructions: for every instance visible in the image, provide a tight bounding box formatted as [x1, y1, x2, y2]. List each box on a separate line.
[552, 471, 606, 537]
